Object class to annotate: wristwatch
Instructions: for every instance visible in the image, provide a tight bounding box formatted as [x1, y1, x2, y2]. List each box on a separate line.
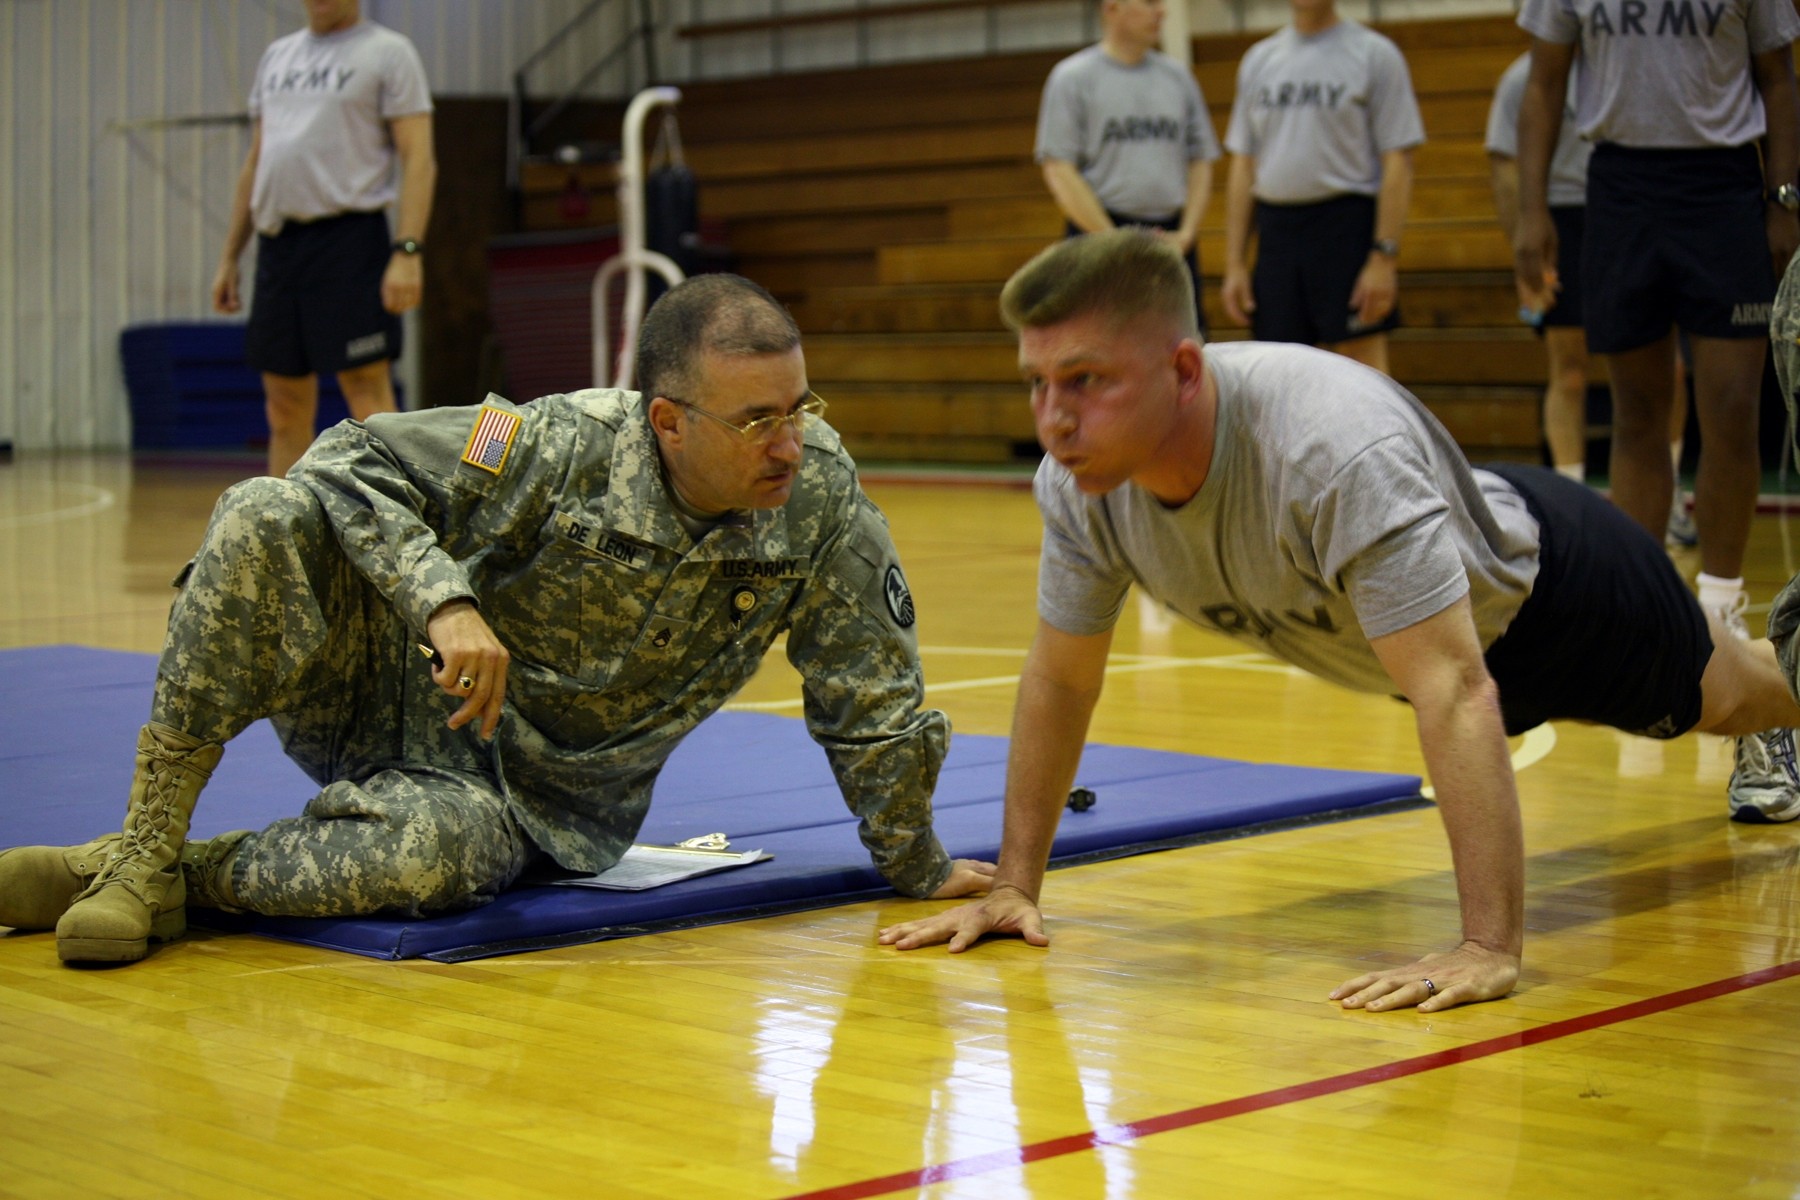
[391, 238, 424, 255]
[1768, 183, 1800, 212]
[1370, 237, 1401, 258]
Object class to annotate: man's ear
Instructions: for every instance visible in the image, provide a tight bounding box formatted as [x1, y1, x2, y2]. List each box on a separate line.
[647, 395, 683, 443]
[1173, 337, 1205, 403]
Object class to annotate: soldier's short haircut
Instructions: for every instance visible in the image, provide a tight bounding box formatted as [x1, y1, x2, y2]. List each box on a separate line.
[635, 273, 802, 400]
[999, 229, 1199, 338]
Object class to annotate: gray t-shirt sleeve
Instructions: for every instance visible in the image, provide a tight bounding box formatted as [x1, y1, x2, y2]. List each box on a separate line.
[1183, 69, 1221, 162]
[1368, 38, 1426, 153]
[1517, 0, 1579, 45]
[247, 42, 275, 116]
[1485, 52, 1590, 206]
[1035, 466, 1134, 636]
[1750, 0, 1800, 54]
[1223, 48, 1262, 156]
[380, 34, 434, 118]
[1485, 55, 1528, 156]
[1036, 59, 1084, 163]
[1313, 435, 1471, 641]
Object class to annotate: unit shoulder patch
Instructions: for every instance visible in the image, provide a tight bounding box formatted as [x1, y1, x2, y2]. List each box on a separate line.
[884, 563, 916, 628]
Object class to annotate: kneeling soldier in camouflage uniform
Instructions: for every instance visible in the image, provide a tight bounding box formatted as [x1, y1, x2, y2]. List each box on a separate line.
[1, 273, 996, 963]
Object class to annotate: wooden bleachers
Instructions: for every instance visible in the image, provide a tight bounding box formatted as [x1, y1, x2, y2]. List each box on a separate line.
[520, 13, 1544, 463]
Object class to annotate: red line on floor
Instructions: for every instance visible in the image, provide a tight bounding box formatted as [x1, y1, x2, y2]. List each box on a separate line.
[781, 959, 1800, 1200]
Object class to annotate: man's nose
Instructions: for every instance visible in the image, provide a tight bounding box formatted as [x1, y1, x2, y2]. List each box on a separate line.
[1036, 393, 1077, 437]
[767, 421, 804, 462]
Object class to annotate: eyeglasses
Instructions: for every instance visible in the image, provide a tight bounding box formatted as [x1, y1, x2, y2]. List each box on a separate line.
[667, 392, 828, 442]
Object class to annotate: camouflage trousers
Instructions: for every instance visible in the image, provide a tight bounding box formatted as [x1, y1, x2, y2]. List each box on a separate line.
[156, 478, 534, 919]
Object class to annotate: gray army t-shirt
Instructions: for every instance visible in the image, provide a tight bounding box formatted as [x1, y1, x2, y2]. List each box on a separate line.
[1036, 342, 1540, 696]
[249, 20, 433, 234]
[1036, 45, 1222, 221]
[1518, 0, 1800, 148]
[1486, 52, 1591, 209]
[1224, 19, 1425, 204]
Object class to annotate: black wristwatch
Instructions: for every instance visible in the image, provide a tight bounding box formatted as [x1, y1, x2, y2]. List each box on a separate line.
[1370, 237, 1401, 258]
[1768, 183, 1800, 212]
[391, 238, 424, 255]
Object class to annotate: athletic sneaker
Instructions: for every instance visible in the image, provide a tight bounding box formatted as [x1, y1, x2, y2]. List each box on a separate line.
[1666, 489, 1698, 547]
[1728, 728, 1800, 823]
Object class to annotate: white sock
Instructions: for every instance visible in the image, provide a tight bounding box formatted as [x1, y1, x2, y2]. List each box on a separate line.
[1697, 573, 1744, 617]
[1555, 462, 1584, 483]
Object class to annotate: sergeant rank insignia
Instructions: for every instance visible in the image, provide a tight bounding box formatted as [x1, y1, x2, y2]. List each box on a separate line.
[729, 586, 758, 626]
[461, 404, 522, 475]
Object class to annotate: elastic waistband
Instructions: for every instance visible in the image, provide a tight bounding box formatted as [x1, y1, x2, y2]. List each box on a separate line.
[1253, 192, 1376, 217]
[262, 210, 387, 240]
[1591, 141, 1761, 172]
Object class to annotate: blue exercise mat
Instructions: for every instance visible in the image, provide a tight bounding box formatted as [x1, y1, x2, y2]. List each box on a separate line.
[0, 646, 1424, 961]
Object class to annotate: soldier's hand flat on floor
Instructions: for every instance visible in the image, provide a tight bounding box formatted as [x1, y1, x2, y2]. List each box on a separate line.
[928, 858, 999, 899]
[425, 600, 511, 739]
[878, 884, 1047, 952]
[1330, 941, 1520, 1013]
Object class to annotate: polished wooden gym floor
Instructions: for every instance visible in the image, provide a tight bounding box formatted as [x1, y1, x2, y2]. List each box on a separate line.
[3, 450, 1800, 1198]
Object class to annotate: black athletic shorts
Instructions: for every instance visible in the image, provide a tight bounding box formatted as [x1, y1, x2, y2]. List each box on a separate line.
[1582, 143, 1775, 354]
[1538, 206, 1585, 330]
[1250, 193, 1401, 346]
[247, 210, 402, 378]
[1067, 213, 1209, 339]
[1480, 463, 1712, 738]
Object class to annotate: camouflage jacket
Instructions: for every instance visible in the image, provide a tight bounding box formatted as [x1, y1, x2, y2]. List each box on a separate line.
[292, 389, 954, 897]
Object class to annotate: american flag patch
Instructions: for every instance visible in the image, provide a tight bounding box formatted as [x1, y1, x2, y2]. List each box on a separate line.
[460, 405, 522, 475]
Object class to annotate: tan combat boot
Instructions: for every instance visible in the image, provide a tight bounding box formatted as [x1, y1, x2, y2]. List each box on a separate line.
[180, 831, 253, 912]
[0, 835, 126, 930]
[56, 722, 224, 963]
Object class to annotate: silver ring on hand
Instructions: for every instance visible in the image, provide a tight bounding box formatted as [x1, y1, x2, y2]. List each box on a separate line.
[458, 675, 476, 692]
[1421, 978, 1437, 997]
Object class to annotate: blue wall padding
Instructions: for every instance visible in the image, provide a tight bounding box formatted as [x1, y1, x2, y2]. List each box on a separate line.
[0, 646, 1423, 961]
[120, 323, 359, 450]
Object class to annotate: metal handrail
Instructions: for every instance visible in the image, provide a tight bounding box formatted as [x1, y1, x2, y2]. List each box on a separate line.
[592, 88, 687, 390]
[509, 0, 660, 190]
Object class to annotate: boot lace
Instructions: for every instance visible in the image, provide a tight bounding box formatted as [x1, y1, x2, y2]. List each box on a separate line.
[91, 739, 203, 887]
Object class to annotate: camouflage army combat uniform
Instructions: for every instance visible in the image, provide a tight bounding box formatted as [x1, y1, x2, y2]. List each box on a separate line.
[156, 390, 953, 917]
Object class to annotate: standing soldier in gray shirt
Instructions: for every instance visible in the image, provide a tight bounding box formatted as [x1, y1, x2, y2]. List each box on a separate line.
[1514, 0, 1800, 637]
[879, 231, 1800, 1010]
[1488, 52, 1595, 487]
[212, 0, 437, 477]
[1035, 0, 1221, 324]
[1220, 0, 1424, 376]
[0, 274, 995, 965]
[1488, 51, 1699, 545]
